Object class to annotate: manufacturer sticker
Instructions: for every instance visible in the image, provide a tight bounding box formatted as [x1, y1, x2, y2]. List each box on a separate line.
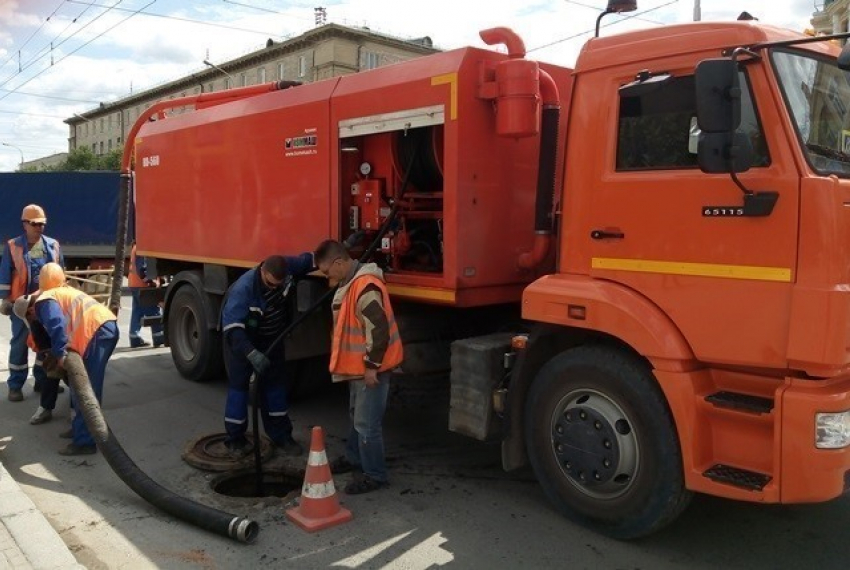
[285, 127, 318, 157]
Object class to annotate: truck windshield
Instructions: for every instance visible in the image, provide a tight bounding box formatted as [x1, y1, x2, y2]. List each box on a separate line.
[772, 49, 850, 177]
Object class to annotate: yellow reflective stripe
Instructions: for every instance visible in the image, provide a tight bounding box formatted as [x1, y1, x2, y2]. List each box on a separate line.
[591, 257, 792, 283]
[431, 72, 458, 120]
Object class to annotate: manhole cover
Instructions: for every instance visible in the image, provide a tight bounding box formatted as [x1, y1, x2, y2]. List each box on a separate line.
[182, 432, 274, 472]
[212, 468, 304, 499]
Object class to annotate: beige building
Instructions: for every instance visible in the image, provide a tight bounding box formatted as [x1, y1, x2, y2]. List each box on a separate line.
[812, 0, 850, 40]
[66, 23, 437, 155]
[21, 152, 68, 170]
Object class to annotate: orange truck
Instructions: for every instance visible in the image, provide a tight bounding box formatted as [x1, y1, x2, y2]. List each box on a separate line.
[123, 2, 850, 538]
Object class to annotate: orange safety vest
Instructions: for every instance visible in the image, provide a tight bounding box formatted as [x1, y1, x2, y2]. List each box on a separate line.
[329, 274, 403, 376]
[7, 237, 62, 299]
[36, 286, 116, 356]
[128, 245, 145, 288]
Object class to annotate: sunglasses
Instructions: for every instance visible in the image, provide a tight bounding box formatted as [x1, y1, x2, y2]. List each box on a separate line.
[23, 221, 46, 227]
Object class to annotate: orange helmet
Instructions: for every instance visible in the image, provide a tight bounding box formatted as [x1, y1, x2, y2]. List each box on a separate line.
[21, 204, 47, 224]
[39, 262, 66, 291]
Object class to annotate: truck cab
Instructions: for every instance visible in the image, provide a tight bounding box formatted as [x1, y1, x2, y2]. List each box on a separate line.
[512, 22, 850, 538]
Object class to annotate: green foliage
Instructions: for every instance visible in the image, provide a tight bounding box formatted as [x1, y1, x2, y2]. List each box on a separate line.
[41, 147, 122, 171]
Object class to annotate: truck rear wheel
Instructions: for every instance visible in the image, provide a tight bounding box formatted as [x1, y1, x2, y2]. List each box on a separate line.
[168, 285, 223, 382]
[524, 346, 691, 539]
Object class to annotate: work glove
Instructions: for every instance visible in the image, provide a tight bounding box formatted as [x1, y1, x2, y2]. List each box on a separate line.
[0, 298, 11, 316]
[247, 349, 271, 376]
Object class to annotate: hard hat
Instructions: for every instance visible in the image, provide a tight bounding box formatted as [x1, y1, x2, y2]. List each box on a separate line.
[21, 204, 47, 224]
[12, 295, 34, 327]
[39, 262, 66, 291]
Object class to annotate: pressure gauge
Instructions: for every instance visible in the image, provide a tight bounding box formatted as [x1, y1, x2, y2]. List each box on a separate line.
[359, 162, 372, 177]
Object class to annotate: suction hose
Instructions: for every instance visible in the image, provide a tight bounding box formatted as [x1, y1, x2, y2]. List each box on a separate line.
[63, 352, 259, 544]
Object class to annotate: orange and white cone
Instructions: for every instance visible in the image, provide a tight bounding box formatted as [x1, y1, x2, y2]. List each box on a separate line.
[286, 426, 353, 532]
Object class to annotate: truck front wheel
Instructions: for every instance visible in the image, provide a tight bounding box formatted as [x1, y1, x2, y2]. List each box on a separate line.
[168, 285, 224, 382]
[524, 346, 691, 539]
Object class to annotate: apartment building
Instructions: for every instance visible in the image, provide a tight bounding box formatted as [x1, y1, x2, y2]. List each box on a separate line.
[812, 0, 850, 40]
[66, 23, 437, 155]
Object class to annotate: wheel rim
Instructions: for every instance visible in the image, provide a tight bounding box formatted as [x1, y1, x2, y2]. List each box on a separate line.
[173, 303, 200, 363]
[550, 389, 639, 500]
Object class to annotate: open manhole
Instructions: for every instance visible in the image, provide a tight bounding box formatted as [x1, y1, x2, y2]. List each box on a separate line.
[212, 467, 304, 499]
[182, 432, 274, 472]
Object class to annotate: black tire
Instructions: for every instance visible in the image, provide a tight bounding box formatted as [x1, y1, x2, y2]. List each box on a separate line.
[525, 346, 692, 539]
[167, 285, 224, 382]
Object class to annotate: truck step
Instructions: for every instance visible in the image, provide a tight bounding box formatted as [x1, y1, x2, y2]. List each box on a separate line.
[705, 391, 773, 414]
[703, 464, 771, 491]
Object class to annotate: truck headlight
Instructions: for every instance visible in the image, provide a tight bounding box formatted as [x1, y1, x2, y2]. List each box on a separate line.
[816, 411, 850, 449]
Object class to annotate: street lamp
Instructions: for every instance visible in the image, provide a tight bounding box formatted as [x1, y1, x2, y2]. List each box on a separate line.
[1, 142, 24, 171]
[203, 59, 235, 87]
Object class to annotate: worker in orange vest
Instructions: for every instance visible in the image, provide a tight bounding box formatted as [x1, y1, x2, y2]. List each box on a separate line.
[0, 204, 64, 402]
[314, 239, 403, 494]
[25, 262, 68, 425]
[128, 241, 164, 348]
[13, 263, 119, 456]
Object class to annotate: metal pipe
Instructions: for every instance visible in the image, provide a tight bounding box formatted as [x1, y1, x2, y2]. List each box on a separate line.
[518, 69, 560, 270]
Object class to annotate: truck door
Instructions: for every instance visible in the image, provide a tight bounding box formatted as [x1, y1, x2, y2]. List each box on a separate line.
[574, 64, 799, 368]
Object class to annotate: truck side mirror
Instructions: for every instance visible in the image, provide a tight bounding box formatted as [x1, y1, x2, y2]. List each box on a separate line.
[839, 42, 850, 71]
[698, 132, 753, 173]
[695, 59, 741, 133]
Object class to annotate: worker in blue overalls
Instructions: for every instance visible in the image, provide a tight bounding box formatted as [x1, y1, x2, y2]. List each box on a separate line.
[0, 204, 64, 402]
[220, 253, 315, 458]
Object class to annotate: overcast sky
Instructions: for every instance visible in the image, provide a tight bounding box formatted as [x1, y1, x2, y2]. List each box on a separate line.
[0, 0, 823, 171]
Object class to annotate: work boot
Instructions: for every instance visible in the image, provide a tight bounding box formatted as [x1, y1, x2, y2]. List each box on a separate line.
[30, 406, 52, 425]
[330, 456, 360, 474]
[344, 474, 389, 495]
[7, 388, 23, 402]
[130, 338, 150, 349]
[59, 428, 73, 439]
[152, 333, 165, 348]
[278, 437, 304, 457]
[225, 439, 250, 460]
[58, 443, 96, 456]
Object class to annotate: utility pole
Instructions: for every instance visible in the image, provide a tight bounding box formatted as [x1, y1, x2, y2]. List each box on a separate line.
[694, 0, 701, 21]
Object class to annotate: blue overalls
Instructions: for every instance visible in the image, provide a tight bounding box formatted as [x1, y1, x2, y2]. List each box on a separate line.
[220, 253, 314, 446]
[0, 235, 63, 392]
[36, 298, 119, 447]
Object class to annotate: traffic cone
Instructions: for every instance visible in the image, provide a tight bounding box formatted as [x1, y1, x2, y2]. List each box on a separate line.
[286, 426, 353, 532]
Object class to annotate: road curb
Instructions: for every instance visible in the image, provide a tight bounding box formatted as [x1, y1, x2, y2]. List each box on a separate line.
[0, 459, 84, 569]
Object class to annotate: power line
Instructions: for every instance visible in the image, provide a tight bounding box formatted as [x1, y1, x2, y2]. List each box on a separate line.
[67, 0, 287, 36]
[0, 109, 71, 119]
[0, 1, 67, 74]
[528, 0, 679, 53]
[0, 1, 127, 90]
[563, 0, 665, 25]
[0, 88, 99, 103]
[221, 0, 312, 20]
[0, 1, 155, 103]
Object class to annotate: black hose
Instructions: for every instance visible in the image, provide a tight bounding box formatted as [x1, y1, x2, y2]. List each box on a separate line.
[109, 173, 132, 315]
[251, 373, 263, 496]
[64, 352, 259, 544]
[533, 106, 560, 233]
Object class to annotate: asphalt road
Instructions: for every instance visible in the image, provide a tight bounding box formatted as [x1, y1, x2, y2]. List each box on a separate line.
[1, 293, 850, 569]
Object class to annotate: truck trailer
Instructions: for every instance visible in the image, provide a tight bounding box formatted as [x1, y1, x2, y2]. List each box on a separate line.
[123, 4, 850, 538]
